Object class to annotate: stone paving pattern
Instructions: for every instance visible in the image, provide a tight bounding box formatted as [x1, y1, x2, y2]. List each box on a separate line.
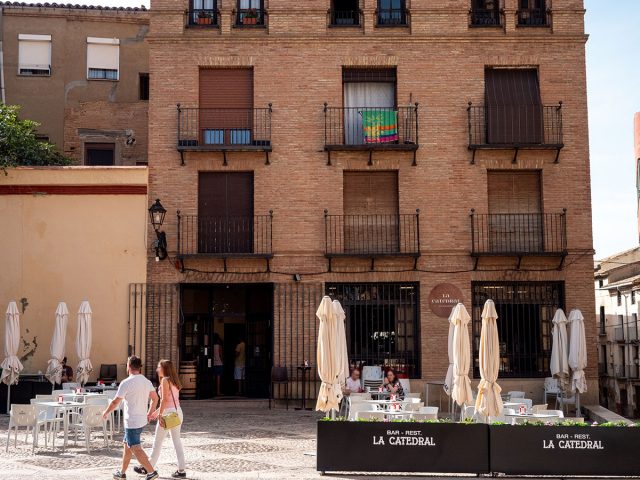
[0, 400, 609, 480]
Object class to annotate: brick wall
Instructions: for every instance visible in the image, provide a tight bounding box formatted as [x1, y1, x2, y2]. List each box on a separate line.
[146, 0, 596, 401]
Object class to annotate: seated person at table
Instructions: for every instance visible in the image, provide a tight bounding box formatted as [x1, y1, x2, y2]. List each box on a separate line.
[381, 369, 404, 400]
[344, 368, 363, 394]
[61, 357, 73, 383]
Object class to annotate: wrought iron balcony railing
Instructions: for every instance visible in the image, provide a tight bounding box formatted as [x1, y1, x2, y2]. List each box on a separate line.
[177, 213, 273, 258]
[376, 7, 409, 26]
[467, 103, 563, 162]
[324, 211, 420, 260]
[235, 8, 266, 27]
[517, 7, 550, 27]
[470, 211, 567, 258]
[186, 8, 220, 27]
[469, 7, 503, 27]
[327, 9, 363, 27]
[177, 105, 272, 163]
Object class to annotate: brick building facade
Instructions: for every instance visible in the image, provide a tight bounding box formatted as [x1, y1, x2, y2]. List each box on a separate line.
[145, 0, 596, 404]
[0, 2, 149, 165]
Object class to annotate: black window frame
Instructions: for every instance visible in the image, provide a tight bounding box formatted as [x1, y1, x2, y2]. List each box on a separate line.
[329, 0, 362, 27]
[139, 73, 149, 101]
[472, 281, 564, 379]
[84, 142, 115, 166]
[517, 0, 549, 27]
[188, 0, 219, 27]
[376, 0, 408, 27]
[469, 0, 502, 27]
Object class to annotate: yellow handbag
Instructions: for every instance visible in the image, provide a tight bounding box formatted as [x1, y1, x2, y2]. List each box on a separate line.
[159, 383, 182, 430]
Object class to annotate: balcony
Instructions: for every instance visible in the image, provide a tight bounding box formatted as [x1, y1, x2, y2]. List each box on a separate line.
[470, 211, 567, 269]
[176, 105, 272, 165]
[376, 7, 410, 27]
[628, 325, 639, 342]
[323, 104, 419, 165]
[327, 9, 363, 27]
[234, 7, 267, 27]
[614, 365, 627, 379]
[469, 7, 503, 27]
[185, 8, 220, 27]
[626, 365, 639, 380]
[615, 327, 626, 342]
[517, 7, 551, 27]
[177, 213, 273, 270]
[324, 211, 420, 271]
[467, 103, 563, 163]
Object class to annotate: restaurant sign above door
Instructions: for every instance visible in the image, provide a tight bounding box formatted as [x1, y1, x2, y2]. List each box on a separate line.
[428, 283, 463, 317]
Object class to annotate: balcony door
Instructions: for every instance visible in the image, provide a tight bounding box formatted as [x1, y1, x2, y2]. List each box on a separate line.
[488, 171, 542, 253]
[485, 68, 542, 145]
[343, 68, 396, 145]
[199, 68, 254, 146]
[343, 171, 399, 254]
[198, 172, 254, 254]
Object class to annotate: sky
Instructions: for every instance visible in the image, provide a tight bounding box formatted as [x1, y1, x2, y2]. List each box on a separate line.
[13, 0, 640, 258]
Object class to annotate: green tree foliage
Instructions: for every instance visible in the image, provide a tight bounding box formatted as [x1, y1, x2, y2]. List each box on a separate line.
[0, 104, 72, 170]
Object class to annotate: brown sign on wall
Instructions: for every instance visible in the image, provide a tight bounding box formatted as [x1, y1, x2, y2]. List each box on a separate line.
[428, 284, 464, 317]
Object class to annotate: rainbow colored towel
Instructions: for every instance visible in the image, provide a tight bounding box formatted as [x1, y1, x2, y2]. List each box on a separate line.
[361, 110, 398, 144]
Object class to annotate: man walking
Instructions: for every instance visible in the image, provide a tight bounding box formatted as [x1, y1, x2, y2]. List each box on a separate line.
[103, 356, 159, 480]
[234, 337, 246, 396]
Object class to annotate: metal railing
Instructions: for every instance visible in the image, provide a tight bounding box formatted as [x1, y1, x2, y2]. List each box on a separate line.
[186, 8, 220, 27]
[469, 7, 503, 26]
[626, 365, 639, 379]
[628, 324, 638, 342]
[467, 103, 563, 147]
[324, 211, 420, 257]
[177, 105, 272, 149]
[328, 9, 363, 26]
[614, 365, 627, 378]
[324, 105, 418, 148]
[235, 8, 266, 26]
[177, 213, 273, 257]
[517, 7, 550, 26]
[615, 327, 626, 342]
[470, 211, 567, 256]
[376, 7, 409, 26]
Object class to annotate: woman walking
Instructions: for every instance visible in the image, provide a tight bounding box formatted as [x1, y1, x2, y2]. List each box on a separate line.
[134, 359, 187, 479]
[212, 333, 224, 396]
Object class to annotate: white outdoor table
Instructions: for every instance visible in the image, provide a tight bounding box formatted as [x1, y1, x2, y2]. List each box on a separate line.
[504, 412, 559, 425]
[61, 392, 103, 402]
[36, 401, 83, 451]
[363, 399, 412, 410]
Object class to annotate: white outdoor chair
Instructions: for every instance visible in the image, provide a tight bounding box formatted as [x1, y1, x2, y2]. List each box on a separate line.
[35, 394, 55, 401]
[493, 408, 516, 425]
[402, 402, 423, 412]
[543, 377, 560, 404]
[70, 405, 109, 453]
[411, 412, 437, 421]
[508, 391, 526, 400]
[399, 378, 411, 394]
[349, 392, 371, 400]
[33, 403, 64, 449]
[531, 403, 548, 414]
[62, 382, 79, 390]
[349, 403, 379, 421]
[356, 410, 386, 421]
[105, 390, 123, 432]
[556, 392, 576, 415]
[406, 392, 421, 399]
[539, 409, 564, 418]
[407, 397, 422, 404]
[5, 404, 47, 452]
[419, 406, 439, 415]
[362, 366, 383, 391]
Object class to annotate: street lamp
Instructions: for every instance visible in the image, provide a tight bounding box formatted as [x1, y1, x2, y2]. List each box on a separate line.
[148, 199, 168, 261]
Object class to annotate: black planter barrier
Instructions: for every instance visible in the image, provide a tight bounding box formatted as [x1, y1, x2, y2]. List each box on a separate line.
[317, 421, 490, 474]
[490, 425, 640, 476]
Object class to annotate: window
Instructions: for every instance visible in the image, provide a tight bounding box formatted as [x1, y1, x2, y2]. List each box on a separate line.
[470, 0, 501, 26]
[87, 37, 119, 80]
[598, 278, 604, 288]
[618, 290, 622, 306]
[35, 134, 50, 143]
[518, 0, 548, 26]
[472, 282, 563, 378]
[342, 67, 397, 145]
[85, 143, 115, 166]
[632, 290, 636, 305]
[330, 0, 360, 26]
[189, 0, 218, 26]
[18, 34, 51, 76]
[236, 0, 264, 26]
[326, 283, 420, 378]
[485, 68, 542, 145]
[139, 73, 149, 100]
[600, 306, 605, 334]
[377, 0, 407, 26]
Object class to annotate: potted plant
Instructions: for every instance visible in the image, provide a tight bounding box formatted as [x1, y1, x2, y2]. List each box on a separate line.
[242, 8, 258, 25]
[197, 11, 213, 25]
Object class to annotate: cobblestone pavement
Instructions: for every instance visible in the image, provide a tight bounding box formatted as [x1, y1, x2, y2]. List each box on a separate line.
[0, 400, 608, 480]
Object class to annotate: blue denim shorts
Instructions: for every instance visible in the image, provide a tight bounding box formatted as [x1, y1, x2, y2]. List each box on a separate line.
[123, 427, 144, 447]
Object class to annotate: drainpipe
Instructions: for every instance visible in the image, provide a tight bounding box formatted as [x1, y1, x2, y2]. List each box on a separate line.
[0, 7, 6, 103]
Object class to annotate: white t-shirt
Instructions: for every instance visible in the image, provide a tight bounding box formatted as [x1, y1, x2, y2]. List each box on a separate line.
[346, 377, 362, 392]
[116, 374, 155, 429]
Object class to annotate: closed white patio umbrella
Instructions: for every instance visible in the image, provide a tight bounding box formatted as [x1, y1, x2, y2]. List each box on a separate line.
[332, 300, 349, 388]
[550, 308, 569, 392]
[75, 301, 93, 385]
[2, 301, 23, 414]
[443, 309, 455, 397]
[451, 303, 474, 408]
[315, 296, 342, 413]
[475, 299, 503, 419]
[45, 302, 69, 385]
[568, 309, 587, 414]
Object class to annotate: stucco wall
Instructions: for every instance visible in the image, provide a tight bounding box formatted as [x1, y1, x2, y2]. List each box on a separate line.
[0, 167, 148, 382]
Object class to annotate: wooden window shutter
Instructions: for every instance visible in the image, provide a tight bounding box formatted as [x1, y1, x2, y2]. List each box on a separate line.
[488, 171, 542, 214]
[343, 171, 399, 215]
[485, 68, 542, 144]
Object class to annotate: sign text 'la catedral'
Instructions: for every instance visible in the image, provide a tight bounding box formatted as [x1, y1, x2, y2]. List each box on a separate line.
[373, 430, 436, 447]
[542, 433, 604, 450]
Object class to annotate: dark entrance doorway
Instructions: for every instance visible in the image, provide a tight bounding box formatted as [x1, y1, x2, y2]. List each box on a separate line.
[180, 283, 272, 398]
